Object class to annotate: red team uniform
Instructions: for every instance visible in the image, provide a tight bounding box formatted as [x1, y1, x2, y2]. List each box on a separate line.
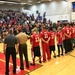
[70, 26, 75, 39]
[56, 30, 63, 56]
[40, 29, 50, 62]
[56, 31, 63, 44]
[49, 31, 55, 46]
[63, 26, 71, 40]
[30, 33, 40, 47]
[30, 32, 41, 65]
[69, 25, 75, 48]
[49, 30, 56, 58]
[62, 25, 71, 53]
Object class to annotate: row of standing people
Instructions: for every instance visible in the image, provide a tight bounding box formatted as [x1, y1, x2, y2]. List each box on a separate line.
[30, 26, 57, 65]
[3, 23, 75, 75]
[30, 23, 75, 65]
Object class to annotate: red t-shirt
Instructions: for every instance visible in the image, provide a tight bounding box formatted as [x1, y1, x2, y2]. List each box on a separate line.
[30, 33, 40, 47]
[49, 31, 55, 46]
[40, 30, 49, 43]
[62, 27, 66, 40]
[62, 26, 71, 40]
[56, 31, 63, 44]
[70, 27, 75, 38]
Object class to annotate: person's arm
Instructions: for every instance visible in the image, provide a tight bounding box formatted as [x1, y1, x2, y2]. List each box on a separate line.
[15, 37, 19, 54]
[15, 43, 19, 54]
[3, 37, 7, 54]
[3, 43, 7, 54]
[24, 34, 28, 42]
[46, 37, 50, 43]
[41, 38, 47, 43]
[64, 33, 71, 38]
[26, 35, 28, 41]
[69, 32, 71, 38]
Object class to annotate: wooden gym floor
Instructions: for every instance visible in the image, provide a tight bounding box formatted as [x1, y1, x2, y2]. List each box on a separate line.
[0, 39, 75, 75]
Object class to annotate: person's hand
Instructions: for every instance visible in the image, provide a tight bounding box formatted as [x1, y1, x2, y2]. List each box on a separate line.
[16, 50, 18, 54]
[45, 41, 48, 44]
[47, 41, 49, 44]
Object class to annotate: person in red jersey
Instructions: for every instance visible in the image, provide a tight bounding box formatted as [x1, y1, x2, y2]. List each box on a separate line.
[62, 23, 71, 54]
[49, 27, 56, 58]
[40, 26, 50, 62]
[30, 28, 41, 65]
[69, 24, 75, 49]
[56, 27, 64, 57]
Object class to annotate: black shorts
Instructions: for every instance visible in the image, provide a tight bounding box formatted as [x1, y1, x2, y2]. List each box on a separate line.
[49, 45, 55, 51]
[33, 46, 41, 58]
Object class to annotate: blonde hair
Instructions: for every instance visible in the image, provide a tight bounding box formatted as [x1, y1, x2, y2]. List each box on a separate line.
[57, 27, 62, 31]
[31, 27, 38, 33]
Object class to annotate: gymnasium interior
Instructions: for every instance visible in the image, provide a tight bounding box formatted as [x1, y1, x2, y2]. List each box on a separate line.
[0, 0, 75, 75]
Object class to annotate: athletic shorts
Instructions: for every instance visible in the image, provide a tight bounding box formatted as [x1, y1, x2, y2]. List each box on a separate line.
[33, 46, 41, 58]
[49, 45, 55, 51]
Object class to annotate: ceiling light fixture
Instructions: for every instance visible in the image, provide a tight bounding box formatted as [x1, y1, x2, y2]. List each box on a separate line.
[0, 1, 19, 4]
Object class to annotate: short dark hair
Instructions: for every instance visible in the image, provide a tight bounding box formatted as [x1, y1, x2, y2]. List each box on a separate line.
[63, 23, 68, 26]
[18, 28, 22, 33]
[50, 27, 53, 31]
